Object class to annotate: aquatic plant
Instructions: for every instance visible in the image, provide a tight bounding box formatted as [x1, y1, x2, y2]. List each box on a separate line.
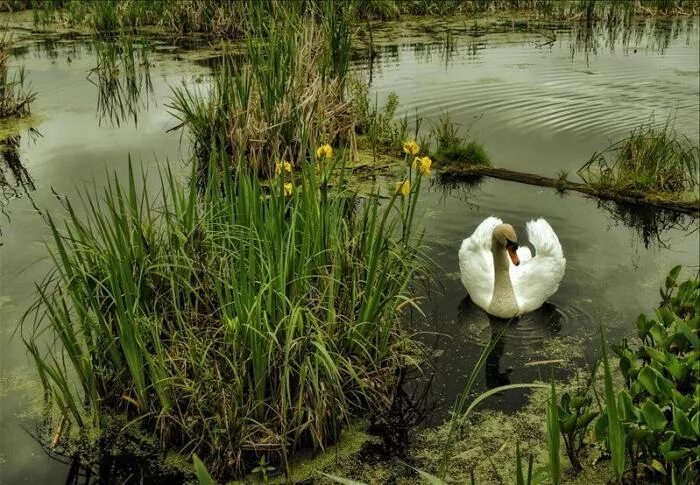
[351, 78, 408, 156]
[169, 21, 353, 185]
[554, 371, 598, 472]
[579, 119, 699, 199]
[0, 33, 36, 118]
[599, 266, 700, 483]
[24, 145, 426, 478]
[429, 113, 491, 167]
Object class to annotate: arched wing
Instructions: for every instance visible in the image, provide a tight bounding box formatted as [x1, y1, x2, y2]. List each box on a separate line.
[511, 219, 566, 314]
[458, 216, 502, 310]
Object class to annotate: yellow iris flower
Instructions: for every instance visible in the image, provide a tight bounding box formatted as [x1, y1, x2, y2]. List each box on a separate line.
[283, 182, 294, 196]
[402, 140, 420, 156]
[395, 180, 411, 196]
[412, 156, 432, 175]
[316, 144, 333, 159]
[275, 161, 292, 176]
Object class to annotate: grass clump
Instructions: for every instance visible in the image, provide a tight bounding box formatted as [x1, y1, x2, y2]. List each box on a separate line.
[429, 113, 491, 167]
[169, 18, 353, 185]
[578, 120, 699, 199]
[0, 33, 35, 118]
[24, 150, 426, 479]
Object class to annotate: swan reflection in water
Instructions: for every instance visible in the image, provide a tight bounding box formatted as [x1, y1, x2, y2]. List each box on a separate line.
[457, 296, 564, 389]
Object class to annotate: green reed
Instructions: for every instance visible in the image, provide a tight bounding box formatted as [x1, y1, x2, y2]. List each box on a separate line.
[429, 112, 491, 167]
[578, 119, 699, 198]
[169, 19, 353, 182]
[24, 145, 426, 478]
[0, 33, 36, 118]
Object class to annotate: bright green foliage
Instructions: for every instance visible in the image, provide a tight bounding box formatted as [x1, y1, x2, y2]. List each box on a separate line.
[23, 152, 425, 478]
[170, 18, 353, 183]
[0, 33, 36, 118]
[429, 113, 491, 167]
[555, 371, 599, 472]
[607, 267, 700, 483]
[598, 328, 627, 482]
[546, 380, 561, 485]
[193, 454, 216, 485]
[578, 120, 699, 197]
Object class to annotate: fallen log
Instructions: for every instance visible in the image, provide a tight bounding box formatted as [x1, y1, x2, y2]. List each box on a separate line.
[439, 165, 700, 215]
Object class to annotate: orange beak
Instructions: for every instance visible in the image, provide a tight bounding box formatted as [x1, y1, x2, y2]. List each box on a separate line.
[507, 243, 520, 266]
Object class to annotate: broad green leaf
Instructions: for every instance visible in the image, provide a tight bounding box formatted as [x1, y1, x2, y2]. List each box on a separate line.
[576, 411, 598, 429]
[666, 357, 687, 381]
[560, 415, 577, 433]
[643, 345, 667, 364]
[641, 399, 667, 432]
[637, 314, 652, 339]
[649, 323, 668, 346]
[617, 390, 637, 421]
[570, 395, 591, 409]
[691, 411, 700, 437]
[672, 406, 694, 439]
[676, 319, 699, 349]
[638, 367, 660, 396]
[193, 454, 215, 485]
[627, 426, 652, 443]
[671, 390, 694, 411]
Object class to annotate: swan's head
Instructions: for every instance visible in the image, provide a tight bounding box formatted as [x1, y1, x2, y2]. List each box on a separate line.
[493, 224, 520, 266]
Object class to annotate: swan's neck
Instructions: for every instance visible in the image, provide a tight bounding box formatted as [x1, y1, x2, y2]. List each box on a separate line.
[490, 241, 518, 317]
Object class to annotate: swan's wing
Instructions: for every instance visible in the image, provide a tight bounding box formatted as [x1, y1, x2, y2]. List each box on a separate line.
[516, 245, 532, 264]
[511, 219, 566, 314]
[459, 216, 501, 310]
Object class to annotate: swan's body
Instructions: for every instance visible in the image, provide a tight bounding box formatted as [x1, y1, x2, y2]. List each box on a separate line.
[459, 217, 566, 318]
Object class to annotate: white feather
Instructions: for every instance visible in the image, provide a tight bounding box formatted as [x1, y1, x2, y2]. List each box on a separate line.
[510, 219, 566, 314]
[458, 217, 566, 316]
[458, 216, 500, 311]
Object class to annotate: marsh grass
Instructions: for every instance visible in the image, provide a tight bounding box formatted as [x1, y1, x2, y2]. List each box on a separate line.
[24, 149, 426, 478]
[0, 33, 36, 118]
[429, 113, 491, 167]
[578, 120, 699, 199]
[169, 20, 354, 185]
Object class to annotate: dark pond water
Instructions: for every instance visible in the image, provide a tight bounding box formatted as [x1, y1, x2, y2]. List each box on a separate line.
[360, 16, 700, 421]
[1, 15, 698, 483]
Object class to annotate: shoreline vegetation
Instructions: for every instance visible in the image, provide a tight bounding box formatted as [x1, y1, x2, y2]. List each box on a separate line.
[2, 0, 698, 35]
[4, 0, 699, 483]
[0, 32, 35, 119]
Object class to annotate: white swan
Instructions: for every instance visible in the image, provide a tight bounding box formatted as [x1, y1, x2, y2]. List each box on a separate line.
[458, 216, 566, 318]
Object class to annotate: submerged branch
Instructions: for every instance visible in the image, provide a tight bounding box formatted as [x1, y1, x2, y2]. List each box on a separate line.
[440, 165, 699, 215]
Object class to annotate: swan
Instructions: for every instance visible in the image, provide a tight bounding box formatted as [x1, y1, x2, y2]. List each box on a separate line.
[458, 217, 566, 318]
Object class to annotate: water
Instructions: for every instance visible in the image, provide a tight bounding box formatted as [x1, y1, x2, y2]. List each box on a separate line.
[1, 16, 698, 483]
[0, 31, 207, 483]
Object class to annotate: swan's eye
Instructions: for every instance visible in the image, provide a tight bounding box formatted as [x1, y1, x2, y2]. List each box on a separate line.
[506, 240, 518, 250]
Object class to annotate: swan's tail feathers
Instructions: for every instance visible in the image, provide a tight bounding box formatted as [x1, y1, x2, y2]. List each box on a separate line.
[526, 218, 564, 259]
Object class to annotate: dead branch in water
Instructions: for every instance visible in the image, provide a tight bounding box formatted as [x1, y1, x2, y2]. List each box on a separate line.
[440, 165, 699, 215]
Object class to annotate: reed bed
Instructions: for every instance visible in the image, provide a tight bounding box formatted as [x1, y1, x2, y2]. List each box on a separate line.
[0, 33, 35, 118]
[24, 150, 426, 478]
[30, 1, 700, 30]
[169, 17, 354, 186]
[578, 120, 699, 198]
